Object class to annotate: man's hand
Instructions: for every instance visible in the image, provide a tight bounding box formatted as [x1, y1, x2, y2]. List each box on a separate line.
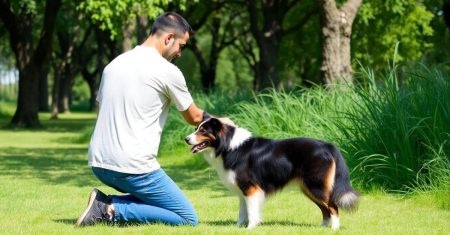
[218, 117, 236, 127]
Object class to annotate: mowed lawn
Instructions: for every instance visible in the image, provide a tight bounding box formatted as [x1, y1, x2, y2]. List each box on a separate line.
[0, 112, 448, 235]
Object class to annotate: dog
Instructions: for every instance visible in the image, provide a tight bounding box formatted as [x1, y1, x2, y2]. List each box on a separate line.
[185, 116, 359, 230]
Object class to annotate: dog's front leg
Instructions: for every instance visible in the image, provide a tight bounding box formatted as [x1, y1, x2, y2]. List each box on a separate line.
[236, 197, 248, 227]
[245, 189, 265, 229]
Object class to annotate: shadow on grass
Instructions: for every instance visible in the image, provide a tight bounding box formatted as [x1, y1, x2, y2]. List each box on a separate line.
[164, 163, 230, 193]
[0, 146, 231, 194]
[0, 147, 98, 187]
[0, 117, 95, 133]
[40, 118, 95, 133]
[54, 219, 77, 225]
[202, 219, 316, 227]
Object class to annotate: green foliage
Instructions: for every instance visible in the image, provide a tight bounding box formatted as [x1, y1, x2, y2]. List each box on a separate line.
[340, 64, 449, 191]
[10, 0, 38, 15]
[215, 48, 254, 90]
[0, 100, 15, 119]
[78, 0, 192, 39]
[71, 76, 90, 104]
[422, 0, 450, 72]
[353, 0, 435, 69]
[175, 49, 202, 89]
[279, 1, 322, 85]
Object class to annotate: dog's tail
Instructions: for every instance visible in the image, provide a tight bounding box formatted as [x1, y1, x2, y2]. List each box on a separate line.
[327, 144, 359, 211]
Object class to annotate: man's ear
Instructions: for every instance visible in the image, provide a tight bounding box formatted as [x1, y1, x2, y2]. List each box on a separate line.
[165, 33, 175, 45]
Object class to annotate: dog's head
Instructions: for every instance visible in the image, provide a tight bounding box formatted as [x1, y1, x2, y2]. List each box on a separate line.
[185, 117, 237, 154]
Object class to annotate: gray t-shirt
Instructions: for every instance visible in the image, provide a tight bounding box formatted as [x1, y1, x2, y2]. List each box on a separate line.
[88, 46, 193, 174]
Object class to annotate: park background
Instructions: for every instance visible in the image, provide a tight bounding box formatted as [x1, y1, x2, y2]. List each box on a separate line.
[0, 0, 449, 234]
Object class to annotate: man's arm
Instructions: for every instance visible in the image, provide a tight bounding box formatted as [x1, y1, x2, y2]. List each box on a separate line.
[181, 102, 204, 126]
[181, 102, 236, 127]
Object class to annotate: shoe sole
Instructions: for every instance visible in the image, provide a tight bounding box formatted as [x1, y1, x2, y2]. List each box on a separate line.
[75, 189, 98, 226]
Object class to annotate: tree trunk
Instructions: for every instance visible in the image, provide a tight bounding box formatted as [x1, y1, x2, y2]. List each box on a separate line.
[137, 13, 149, 44]
[82, 68, 99, 112]
[50, 62, 61, 119]
[122, 19, 135, 52]
[444, 3, 450, 29]
[201, 68, 216, 91]
[247, 0, 294, 91]
[188, 36, 220, 92]
[252, 61, 261, 91]
[58, 68, 71, 113]
[38, 63, 50, 111]
[12, 61, 40, 128]
[318, 0, 362, 87]
[257, 37, 279, 89]
[0, 0, 62, 127]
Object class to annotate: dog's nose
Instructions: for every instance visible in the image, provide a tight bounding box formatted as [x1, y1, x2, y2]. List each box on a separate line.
[184, 136, 190, 144]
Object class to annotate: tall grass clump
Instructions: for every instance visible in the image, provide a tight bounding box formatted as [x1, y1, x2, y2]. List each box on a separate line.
[337, 63, 450, 194]
[233, 87, 348, 141]
[231, 63, 449, 198]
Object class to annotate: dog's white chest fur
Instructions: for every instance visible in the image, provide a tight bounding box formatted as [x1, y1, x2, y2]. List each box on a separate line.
[202, 128, 252, 195]
[203, 150, 242, 195]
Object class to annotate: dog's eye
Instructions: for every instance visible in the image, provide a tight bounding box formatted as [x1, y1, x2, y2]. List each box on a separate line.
[197, 127, 208, 135]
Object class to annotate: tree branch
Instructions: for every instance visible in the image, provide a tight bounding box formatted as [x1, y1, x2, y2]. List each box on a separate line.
[282, 7, 318, 36]
[340, 0, 363, 24]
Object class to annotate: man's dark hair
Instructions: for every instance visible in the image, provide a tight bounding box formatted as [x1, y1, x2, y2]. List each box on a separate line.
[150, 12, 193, 38]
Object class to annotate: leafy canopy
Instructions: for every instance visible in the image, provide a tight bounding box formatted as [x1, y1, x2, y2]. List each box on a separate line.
[353, 0, 434, 68]
[78, 0, 191, 39]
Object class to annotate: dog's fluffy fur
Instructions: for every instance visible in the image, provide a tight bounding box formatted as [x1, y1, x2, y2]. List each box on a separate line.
[185, 117, 359, 229]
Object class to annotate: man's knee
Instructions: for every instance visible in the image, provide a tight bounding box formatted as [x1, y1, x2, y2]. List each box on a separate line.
[191, 216, 199, 226]
[185, 212, 198, 226]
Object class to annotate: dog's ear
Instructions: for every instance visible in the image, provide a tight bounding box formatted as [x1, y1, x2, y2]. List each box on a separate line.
[207, 117, 223, 132]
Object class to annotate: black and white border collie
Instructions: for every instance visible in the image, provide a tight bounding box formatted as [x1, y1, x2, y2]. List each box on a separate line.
[185, 116, 359, 230]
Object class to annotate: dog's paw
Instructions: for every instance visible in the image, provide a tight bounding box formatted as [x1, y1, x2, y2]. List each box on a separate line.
[236, 220, 247, 227]
[321, 219, 330, 227]
[246, 220, 262, 229]
[331, 215, 340, 230]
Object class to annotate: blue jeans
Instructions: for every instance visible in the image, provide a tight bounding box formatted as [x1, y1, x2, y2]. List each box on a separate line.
[92, 167, 198, 226]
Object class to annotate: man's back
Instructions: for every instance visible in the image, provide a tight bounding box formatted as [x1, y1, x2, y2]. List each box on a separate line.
[88, 46, 193, 174]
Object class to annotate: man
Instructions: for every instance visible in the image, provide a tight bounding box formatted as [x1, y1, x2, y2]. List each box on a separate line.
[76, 12, 224, 226]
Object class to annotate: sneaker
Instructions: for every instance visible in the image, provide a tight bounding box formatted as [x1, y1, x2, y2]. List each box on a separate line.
[76, 188, 112, 226]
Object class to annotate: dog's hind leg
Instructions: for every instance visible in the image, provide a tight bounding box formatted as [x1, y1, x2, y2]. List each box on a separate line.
[236, 197, 248, 227]
[301, 188, 331, 227]
[300, 180, 338, 229]
[327, 202, 340, 230]
[313, 202, 331, 226]
[245, 186, 265, 229]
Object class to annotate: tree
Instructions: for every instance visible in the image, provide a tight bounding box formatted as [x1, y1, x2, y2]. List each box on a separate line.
[180, 1, 244, 91]
[317, 0, 362, 87]
[352, 0, 434, 71]
[245, 0, 314, 90]
[0, 0, 62, 127]
[51, 4, 89, 118]
[445, 1, 450, 29]
[78, 0, 185, 40]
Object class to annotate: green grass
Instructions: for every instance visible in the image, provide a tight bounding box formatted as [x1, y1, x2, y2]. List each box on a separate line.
[0, 62, 448, 233]
[0, 112, 449, 234]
